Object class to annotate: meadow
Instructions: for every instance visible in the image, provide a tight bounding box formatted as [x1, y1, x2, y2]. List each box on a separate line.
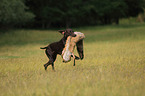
[0, 24, 145, 96]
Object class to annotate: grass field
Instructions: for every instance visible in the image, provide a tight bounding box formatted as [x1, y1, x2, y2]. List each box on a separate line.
[0, 24, 145, 96]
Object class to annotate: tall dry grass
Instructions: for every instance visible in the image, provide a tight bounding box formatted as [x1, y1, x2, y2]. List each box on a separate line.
[0, 24, 145, 96]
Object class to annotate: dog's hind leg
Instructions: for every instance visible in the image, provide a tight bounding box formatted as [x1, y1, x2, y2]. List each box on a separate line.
[50, 55, 57, 71]
[44, 61, 51, 70]
[51, 63, 55, 71]
[44, 56, 56, 71]
[44, 55, 57, 71]
[44, 48, 57, 71]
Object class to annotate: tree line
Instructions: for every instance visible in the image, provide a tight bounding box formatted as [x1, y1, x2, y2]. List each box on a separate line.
[0, 0, 145, 28]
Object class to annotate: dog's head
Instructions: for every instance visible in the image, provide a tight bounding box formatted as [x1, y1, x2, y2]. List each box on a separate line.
[58, 29, 76, 38]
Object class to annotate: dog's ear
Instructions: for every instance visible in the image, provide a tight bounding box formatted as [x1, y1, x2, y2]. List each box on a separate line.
[58, 30, 65, 34]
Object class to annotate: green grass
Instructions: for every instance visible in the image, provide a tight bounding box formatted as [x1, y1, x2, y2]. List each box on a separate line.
[0, 24, 145, 96]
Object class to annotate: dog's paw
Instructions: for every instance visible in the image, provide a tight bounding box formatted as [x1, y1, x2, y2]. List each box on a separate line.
[44, 64, 48, 70]
[75, 56, 80, 60]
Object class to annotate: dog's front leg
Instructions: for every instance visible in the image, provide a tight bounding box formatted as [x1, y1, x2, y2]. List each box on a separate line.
[72, 53, 76, 66]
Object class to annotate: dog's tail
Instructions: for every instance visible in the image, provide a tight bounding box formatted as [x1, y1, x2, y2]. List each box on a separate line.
[40, 47, 47, 49]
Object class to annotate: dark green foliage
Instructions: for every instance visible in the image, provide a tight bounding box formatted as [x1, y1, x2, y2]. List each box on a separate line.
[26, 0, 144, 28]
[0, 0, 144, 28]
[0, 0, 35, 28]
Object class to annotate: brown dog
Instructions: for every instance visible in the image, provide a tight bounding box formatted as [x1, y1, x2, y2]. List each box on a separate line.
[40, 29, 84, 71]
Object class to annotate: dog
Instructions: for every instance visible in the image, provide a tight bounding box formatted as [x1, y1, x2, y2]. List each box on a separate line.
[40, 29, 84, 71]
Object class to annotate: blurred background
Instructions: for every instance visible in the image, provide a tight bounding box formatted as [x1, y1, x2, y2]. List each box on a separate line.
[0, 0, 145, 29]
[0, 1, 145, 96]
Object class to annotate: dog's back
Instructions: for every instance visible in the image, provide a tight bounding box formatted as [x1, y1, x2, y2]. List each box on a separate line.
[40, 29, 84, 71]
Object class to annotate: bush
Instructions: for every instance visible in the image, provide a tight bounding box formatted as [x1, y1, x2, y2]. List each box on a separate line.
[0, 0, 35, 28]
